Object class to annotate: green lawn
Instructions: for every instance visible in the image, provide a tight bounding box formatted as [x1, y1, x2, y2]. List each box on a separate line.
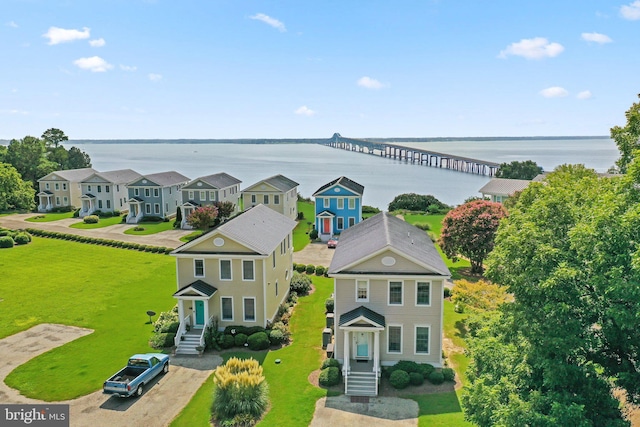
[0, 238, 176, 400]
[293, 200, 315, 251]
[25, 211, 75, 222]
[179, 230, 203, 242]
[69, 215, 124, 229]
[408, 391, 473, 427]
[124, 220, 175, 235]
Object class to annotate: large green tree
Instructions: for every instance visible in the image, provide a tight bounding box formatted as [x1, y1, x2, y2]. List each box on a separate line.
[462, 164, 640, 426]
[41, 128, 68, 149]
[0, 163, 36, 211]
[611, 94, 640, 174]
[66, 146, 92, 169]
[495, 160, 543, 180]
[5, 136, 56, 188]
[439, 199, 507, 274]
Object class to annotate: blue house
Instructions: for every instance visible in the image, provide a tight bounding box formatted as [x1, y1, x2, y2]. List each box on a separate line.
[126, 171, 190, 223]
[312, 176, 364, 242]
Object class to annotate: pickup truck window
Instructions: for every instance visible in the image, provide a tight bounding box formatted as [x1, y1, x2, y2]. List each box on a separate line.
[129, 359, 149, 368]
[151, 357, 159, 367]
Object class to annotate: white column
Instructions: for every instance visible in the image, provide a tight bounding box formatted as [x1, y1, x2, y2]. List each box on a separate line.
[343, 330, 350, 374]
[204, 299, 210, 327]
[177, 300, 185, 326]
[374, 330, 380, 374]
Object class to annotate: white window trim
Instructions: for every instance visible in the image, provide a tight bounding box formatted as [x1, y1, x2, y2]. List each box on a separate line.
[154, 188, 159, 197]
[274, 194, 280, 204]
[243, 297, 257, 322]
[154, 203, 160, 214]
[221, 296, 234, 321]
[348, 217, 356, 227]
[194, 259, 205, 277]
[134, 188, 139, 196]
[209, 191, 216, 201]
[349, 198, 356, 209]
[415, 281, 432, 307]
[355, 279, 369, 302]
[388, 280, 404, 306]
[251, 194, 256, 204]
[145, 188, 150, 197]
[219, 259, 232, 281]
[414, 324, 431, 355]
[387, 324, 403, 355]
[263, 194, 269, 204]
[337, 217, 344, 230]
[242, 260, 255, 281]
[200, 191, 206, 200]
[323, 198, 330, 208]
[188, 190, 194, 200]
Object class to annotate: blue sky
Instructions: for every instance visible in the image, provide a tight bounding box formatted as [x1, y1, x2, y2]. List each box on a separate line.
[1, 0, 639, 139]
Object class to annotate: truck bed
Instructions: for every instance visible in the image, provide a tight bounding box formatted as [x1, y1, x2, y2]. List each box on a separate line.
[108, 366, 146, 383]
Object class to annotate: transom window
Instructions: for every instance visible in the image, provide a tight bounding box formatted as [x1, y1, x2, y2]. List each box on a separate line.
[242, 260, 255, 281]
[415, 326, 430, 354]
[389, 281, 403, 305]
[356, 280, 368, 302]
[221, 297, 233, 321]
[388, 325, 402, 353]
[194, 259, 204, 277]
[416, 282, 431, 306]
[220, 260, 232, 280]
[243, 298, 256, 322]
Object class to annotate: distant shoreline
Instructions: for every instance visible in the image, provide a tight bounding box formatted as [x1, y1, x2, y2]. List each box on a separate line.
[0, 135, 610, 145]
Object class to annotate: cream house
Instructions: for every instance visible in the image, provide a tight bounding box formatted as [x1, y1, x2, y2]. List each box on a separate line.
[78, 169, 141, 217]
[170, 204, 296, 354]
[328, 212, 451, 396]
[241, 174, 299, 220]
[37, 168, 97, 212]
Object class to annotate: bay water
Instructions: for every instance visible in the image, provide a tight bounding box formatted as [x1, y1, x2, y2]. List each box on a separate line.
[70, 137, 618, 210]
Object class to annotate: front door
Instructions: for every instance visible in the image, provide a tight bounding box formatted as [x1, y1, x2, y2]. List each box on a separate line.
[322, 218, 331, 234]
[355, 332, 369, 359]
[194, 300, 205, 327]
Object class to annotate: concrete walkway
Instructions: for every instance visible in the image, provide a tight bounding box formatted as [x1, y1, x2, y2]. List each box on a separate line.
[310, 396, 418, 426]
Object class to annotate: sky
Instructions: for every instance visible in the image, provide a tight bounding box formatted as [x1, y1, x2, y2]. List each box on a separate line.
[1, 0, 639, 140]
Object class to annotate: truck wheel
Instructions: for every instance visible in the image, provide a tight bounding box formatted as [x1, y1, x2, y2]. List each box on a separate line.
[162, 363, 169, 374]
[136, 385, 143, 397]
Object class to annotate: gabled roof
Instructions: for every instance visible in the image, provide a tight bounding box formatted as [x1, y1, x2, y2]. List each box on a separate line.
[173, 280, 218, 298]
[132, 171, 190, 187]
[38, 168, 97, 182]
[184, 173, 241, 190]
[128, 196, 144, 203]
[172, 204, 297, 256]
[244, 174, 299, 193]
[313, 176, 364, 197]
[328, 212, 450, 276]
[478, 178, 531, 196]
[317, 210, 335, 217]
[37, 190, 53, 196]
[84, 169, 141, 185]
[339, 306, 385, 328]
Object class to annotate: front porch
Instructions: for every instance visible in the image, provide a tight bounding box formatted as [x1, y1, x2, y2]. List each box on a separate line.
[37, 191, 54, 212]
[126, 197, 144, 223]
[316, 210, 335, 242]
[173, 279, 218, 354]
[79, 194, 96, 217]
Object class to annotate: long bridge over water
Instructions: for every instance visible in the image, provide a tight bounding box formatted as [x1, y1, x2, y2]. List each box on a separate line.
[324, 133, 500, 176]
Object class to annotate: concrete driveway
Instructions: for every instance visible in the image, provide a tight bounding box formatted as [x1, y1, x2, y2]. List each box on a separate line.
[0, 324, 221, 427]
[293, 242, 336, 268]
[310, 395, 418, 426]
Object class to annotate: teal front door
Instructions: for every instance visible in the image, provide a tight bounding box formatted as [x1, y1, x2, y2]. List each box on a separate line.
[195, 300, 205, 326]
[356, 332, 369, 359]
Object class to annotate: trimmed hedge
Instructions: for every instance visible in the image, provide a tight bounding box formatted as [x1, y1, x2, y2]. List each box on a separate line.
[305, 264, 315, 275]
[224, 325, 266, 336]
[150, 332, 176, 349]
[0, 236, 14, 248]
[389, 370, 410, 389]
[295, 264, 306, 273]
[234, 333, 248, 347]
[315, 266, 325, 276]
[247, 332, 270, 351]
[13, 232, 31, 245]
[290, 272, 312, 296]
[321, 358, 340, 370]
[442, 367, 456, 382]
[83, 215, 99, 224]
[428, 370, 445, 385]
[220, 334, 235, 349]
[268, 329, 285, 345]
[417, 363, 435, 379]
[318, 367, 340, 387]
[409, 372, 424, 386]
[325, 298, 334, 313]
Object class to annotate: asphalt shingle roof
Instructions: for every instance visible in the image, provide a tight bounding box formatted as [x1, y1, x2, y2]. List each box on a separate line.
[253, 174, 299, 192]
[338, 306, 386, 327]
[478, 178, 531, 196]
[173, 280, 218, 297]
[39, 168, 97, 182]
[328, 212, 450, 276]
[190, 173, 241, 189]
[136, 171, 190, 187]
[313, 176, 364, 196]
[91, 169, 142, 184]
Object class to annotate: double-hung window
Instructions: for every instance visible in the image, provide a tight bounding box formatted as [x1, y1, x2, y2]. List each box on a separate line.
[145, 188, 150, 197]
[274, 195, 280, 204]
[194, 259, 205, 277]
[389, 281, 403, 305]
[349, 198, 355, 209]
[416, 282, 431, 306]
[356, 280, 369, 302]
[337, 198, 344, 209]
[220, 260, 232, 280]
[415, 326, 430, 354]
[221, 297, 233, 321]
[388, 325, 402, 353]
[154, 188, 159, 197]
[242, 260, 255, 281]
[263, 195, 269, 204]
[243, 298, 256, 322]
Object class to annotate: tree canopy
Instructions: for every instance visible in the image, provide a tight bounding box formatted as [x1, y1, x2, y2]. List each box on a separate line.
[186, 206, 219, 230]
[495, 160, 543, 180]
[41, 128, 68, 149]
[611, 94, 640, 174]
[0, 163, 36, 211]
[439, 200, 507, 274]
[462, 164, 640, 426]
[388, 193, 449, 213]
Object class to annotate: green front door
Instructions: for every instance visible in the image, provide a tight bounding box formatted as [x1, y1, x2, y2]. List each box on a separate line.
[195, 300, 205, 326]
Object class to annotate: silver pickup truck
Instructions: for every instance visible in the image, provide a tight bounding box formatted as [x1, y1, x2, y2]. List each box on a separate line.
[103, 353, 170, 397]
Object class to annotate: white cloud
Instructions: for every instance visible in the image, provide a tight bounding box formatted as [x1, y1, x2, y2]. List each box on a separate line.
[148, 73, 162, 82]
[581, 32, 612, 44]
[294, 106, 315, 116]
[577, 90, 592, 99]
[0, 109, 28, 115]
[357, 76, 385, 89]
[43, 26, 90, 45]
[89, 38, 106, 47]
[540, 86, 569, 98]
[7, 21, 18, 28]
[73, 56, 113, 72]
[498, 37, 564, 60]
[621, 1, 640, 20]
[120, 64, 137, 72]
[250, 13, 286, 32]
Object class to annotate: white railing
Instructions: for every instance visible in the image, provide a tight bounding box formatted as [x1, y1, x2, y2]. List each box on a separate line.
[199, 315, 214, 348]
[174, 314, 192, 348]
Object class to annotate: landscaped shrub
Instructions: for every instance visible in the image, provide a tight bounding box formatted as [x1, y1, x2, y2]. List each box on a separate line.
[315, 265, 325, 276]
[318, 367, 340, 387]
[290, 272, 312, 296]
[295, 264, 306, 273]
[83, 215, 99, 224]
[389, 370, 410, 389]
[443, 287, 452, 298]
[418, 363, 435, 379]
[213, 357, 269, 423]
[362, 205, 381, 214]
[321, 358, 340, 370]
[247, 332, 270, 351]
[133, 226, 145, 231]
[442, 367, 456, 382]
[268, 329, 285, 345]
[427, 370, 445, 385]
[392, 360, 421, 374]
[13, 232, 31, 245]
[149, 332, 176, 349]
[141, 216, 163, 222]
[305, 264, 315, 275]
[234, 333, 248, 347]
[220, 334, 235, 349]
[153, 306, 179, 332]
[0, 236, 14, 248]
[309, 229, 318, 240]
[409, 371, 424, 386]
[224, 325, 266, 337]
[286, 292, 298, 307]
[325, 298, 334, 313]
[159, 321, 180, 334]
[270, 321, 290, 341]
